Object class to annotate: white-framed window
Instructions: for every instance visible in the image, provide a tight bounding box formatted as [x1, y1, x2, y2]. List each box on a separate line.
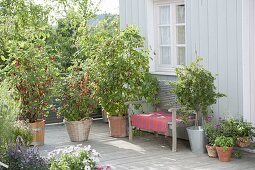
[154, 0, 186, 73]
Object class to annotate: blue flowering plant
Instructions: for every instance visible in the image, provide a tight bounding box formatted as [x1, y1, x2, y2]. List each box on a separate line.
[4, 137, 48, 170]
[205, 115, 222, 146]
[48, 144, 110, 170]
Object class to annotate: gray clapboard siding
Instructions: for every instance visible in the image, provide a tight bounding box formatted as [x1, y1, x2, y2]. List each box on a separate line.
[120, 0, 243, 119]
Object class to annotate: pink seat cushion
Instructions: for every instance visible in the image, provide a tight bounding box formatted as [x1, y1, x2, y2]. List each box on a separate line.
[131, 112, 174, 134]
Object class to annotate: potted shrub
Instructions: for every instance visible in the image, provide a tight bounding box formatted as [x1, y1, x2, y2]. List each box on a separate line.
[7, 51, 58, 146]
[88, 26, 158, 138]
[58, 64, 97, 142]
[1, 0, 58, 146]
[215, 136, 234, 162]
[205, 116, 221, 158]
[172, 58, 225, 153]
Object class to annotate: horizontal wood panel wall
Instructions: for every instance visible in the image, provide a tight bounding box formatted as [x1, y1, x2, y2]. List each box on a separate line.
[119, 0, 243, 119]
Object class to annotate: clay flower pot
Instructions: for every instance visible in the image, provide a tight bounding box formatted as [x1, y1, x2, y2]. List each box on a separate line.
[108, 116, 127, 138]
[206, 145, 217, 158]
[216, 147, 233, 162]
[237, 137, 251, 148]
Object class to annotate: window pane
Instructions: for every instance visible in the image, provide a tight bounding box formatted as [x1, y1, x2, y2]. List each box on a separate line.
[160, 26, 170, 45]
[159, 6, 170, 25]
[160, 47, 171, 64]
[176, 26, 185, 44]
[177, 47, 185, 65]
[176, 5, 185, 24]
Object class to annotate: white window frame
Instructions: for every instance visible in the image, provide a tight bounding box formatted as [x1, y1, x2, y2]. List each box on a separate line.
[153, 0, 186, 74]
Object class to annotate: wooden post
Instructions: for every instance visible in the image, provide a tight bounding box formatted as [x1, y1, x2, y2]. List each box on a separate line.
[128, 104, 133, 141]
[170, 108, 177, 152]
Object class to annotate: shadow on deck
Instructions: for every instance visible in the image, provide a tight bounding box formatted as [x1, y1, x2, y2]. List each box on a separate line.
[40, 120, 255, 170]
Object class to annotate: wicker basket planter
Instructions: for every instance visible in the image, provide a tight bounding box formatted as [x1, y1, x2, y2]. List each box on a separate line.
[237, 137, 251, 148]
[65, 118, 92, 142]
[206, 145, 217, 158]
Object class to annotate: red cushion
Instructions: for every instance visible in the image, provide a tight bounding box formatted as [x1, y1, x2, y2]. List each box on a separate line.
[131, 112, 173, 134]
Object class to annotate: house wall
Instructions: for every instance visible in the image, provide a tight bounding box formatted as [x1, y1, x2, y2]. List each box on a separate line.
[242, 0, 255, 126]
[119, 0, 243, 119]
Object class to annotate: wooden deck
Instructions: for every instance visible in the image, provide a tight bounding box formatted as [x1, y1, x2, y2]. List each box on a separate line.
[40, 120, 255, 170]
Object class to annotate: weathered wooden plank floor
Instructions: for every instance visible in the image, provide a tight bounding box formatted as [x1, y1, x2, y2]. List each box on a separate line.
[40, 120, 255, 170]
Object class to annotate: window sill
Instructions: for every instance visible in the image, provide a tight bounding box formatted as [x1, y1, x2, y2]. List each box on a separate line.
[150, 71, 177, 76]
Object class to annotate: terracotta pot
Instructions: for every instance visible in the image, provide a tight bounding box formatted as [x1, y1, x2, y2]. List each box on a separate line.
[108, 116, 127, 138]
[65, 119, 92, 142]
[206, 145, 217, 158]
[237, 137, 251, 148]
[216, 147, 233, 162]
[29, 119, 45, 146]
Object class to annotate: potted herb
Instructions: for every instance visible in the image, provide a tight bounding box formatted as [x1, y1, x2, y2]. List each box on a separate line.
[205, 116, 221, 158]
[220, 118, 252, 147]
[58, 64, 97, 142]
[236, 120, 252, 148]
[215, 136, 234, 162]
[88, 26, 158, 137]
[172, 58, 225, 153]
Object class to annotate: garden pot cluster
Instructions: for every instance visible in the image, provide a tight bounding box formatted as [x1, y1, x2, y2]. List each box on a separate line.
[205, 117, 253, 162]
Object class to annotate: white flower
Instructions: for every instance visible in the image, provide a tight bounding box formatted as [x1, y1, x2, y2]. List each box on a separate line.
[84, 145, 91, 151]
[84, 165, 91, 170]
[91, 157, 100, 163]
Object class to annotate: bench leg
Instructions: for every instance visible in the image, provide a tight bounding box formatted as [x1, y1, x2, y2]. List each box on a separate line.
[172, 109, 177, 152]
[172, 128, 177, 152]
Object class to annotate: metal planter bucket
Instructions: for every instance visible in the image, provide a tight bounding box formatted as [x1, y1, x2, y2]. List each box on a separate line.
[187, 126, 206, 154]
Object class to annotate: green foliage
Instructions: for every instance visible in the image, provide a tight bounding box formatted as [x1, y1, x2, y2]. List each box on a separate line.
[205, 122, 221, 146]
[87, 26, 158, 117]
[11, 122, 33, 146]
[0, 0, 60, 123]
[46, 0, 100, 71]
[233, 150, 242, 159]
[58, 62, 97, 121]
[0, 0, 51, 70]
[171, 58, 225, 126]
[0, 81, 20, 158]
[220, 118, 252, 143]
[215, 136, 234, 152]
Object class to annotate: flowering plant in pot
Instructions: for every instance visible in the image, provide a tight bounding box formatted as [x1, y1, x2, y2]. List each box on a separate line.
[214, 136, 234, 162]
[171, 58, 225, 153]
[48, 145, 110, 170]
[58, 63, 97, 142]
[87, 26, 158, 138]
[205, 115, 221, 158]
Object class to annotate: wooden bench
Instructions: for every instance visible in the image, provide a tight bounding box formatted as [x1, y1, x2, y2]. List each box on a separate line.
[126, 81, 194, 152]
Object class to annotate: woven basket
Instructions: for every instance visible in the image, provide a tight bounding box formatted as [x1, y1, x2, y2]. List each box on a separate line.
[65, 119, 92, 142]
[237, 137, 251, 148]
